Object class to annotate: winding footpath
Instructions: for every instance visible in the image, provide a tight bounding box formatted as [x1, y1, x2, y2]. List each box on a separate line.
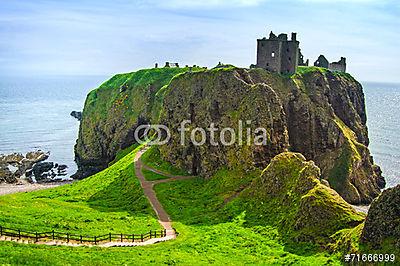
[0, 147, 194, 247]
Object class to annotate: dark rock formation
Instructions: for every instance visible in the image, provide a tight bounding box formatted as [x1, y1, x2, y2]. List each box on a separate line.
[0, 151, 68, 183]
[361, 185, 400, 249]
[73, 67, 198, 179]
[75, 66, 384, 204]
[158, 67, 383, 204]
[234, 152, 364, 243]
[70, 111, 82, 121]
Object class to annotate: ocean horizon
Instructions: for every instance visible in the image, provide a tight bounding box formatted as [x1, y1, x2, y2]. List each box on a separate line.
[0, 75, 399, 187]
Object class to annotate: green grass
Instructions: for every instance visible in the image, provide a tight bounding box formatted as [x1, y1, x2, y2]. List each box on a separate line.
[141, 146, 188, 176]
[142, 168, 170, 181]
[0, 147, 345, 265]
[0, 146, 160, 236]
[0, 167, 340, 265]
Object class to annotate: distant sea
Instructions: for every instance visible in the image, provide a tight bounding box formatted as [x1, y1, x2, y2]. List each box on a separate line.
[0, 77, 399, 187]
[0, 75, 107, 177]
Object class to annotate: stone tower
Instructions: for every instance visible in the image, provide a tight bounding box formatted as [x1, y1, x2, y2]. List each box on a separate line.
[256, 31, 299, 74]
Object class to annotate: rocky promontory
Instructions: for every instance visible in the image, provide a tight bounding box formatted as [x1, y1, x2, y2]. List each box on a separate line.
[0, 151, 68, 183]
[74, 66, 384, 204]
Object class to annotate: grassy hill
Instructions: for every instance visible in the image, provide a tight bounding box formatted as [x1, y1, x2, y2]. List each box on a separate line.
[0, 146, 160, 236]
[0, 146, 344, 265]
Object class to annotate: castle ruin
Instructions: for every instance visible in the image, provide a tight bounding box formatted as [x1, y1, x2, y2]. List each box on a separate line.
[255, 31, 299, 75]
[255, 31, 346, 74]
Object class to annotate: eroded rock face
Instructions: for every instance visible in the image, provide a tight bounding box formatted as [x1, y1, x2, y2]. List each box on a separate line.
[361, 185, 400, 249]
[158, 67, 384, 204]
[235, 152, 364, 243]
[75, 66, 384, 204]
[73, 68, 196, 179]
[159, 68, 289, 176]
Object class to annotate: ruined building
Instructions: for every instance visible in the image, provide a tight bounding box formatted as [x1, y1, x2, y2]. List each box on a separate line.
[255, 31, 299, 75]
[255, 31, 347, 74]
[314, 55, 346, 72]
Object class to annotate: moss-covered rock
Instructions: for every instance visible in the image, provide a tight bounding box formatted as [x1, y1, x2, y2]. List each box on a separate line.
[76, 65, 383, 204]
[361, 184, 400, 249]
[230, 152, 364, 244]
[158, 66, 383, 204]
[74, 67, 199, 178]
[159, 67, 289, 176]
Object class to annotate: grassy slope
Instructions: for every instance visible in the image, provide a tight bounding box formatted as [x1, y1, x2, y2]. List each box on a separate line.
[0, 147, 342, 265]
[0, 146, 160, 236]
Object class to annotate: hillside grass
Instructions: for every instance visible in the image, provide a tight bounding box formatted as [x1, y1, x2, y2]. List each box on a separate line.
[0, 146, 342, 265]
[141, 146, 188, 176]
[0, 146, 160, 236]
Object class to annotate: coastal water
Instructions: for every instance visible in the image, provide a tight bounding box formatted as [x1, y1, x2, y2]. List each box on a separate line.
[364, 82, 400, 188]
[0, 75, 107, 178]
[0, 77, 399, 187]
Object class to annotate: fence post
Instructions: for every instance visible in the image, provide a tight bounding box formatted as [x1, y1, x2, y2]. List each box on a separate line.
[164, 229, 166, 237]
[67, 233, 69, 243]
[120, 233, 123, 242]
[132, 234, 134, 243]
[94, 236, 97, 245]
[109, 233, 111, 242]
[0, 226, 2, 236]
[141, 234, 143, 242]
[150, 230, 152, 239]
[35, 232, 38, 242]
[52, 230, 55, 240]
[18, 229, 21, 239]
[80, 235, 83, 244]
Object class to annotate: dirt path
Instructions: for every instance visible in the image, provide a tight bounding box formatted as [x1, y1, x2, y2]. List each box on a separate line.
[0, 147, 194, 247]
[134, 147, 194, 235]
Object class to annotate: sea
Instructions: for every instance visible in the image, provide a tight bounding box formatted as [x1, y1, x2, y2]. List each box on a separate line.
[0, 77, 399, 187]
[0, 75, 107, 177]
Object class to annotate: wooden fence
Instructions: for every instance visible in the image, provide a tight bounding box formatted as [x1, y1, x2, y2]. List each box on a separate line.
[0, 225, 173, 245]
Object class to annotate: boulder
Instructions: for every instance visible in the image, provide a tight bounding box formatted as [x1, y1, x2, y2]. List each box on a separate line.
[32, 162, 54, 180]
[361, 185, 400, 249]
[70, 111, 82, 121]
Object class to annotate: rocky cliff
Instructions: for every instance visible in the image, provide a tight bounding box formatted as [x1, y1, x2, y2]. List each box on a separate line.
[75, 65, 384, 204]
[228, 152, 364, 243]
[158, 66, 384, 204]
[73, 67, 198, 179]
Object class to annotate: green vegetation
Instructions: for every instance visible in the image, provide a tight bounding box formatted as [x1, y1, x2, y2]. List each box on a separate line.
[0, 146, 160, 236]
[142, 168, 170, 181]
[141, 146, 188, 176]
[109, 143, 139, 165]
[0, 149, 343, 265]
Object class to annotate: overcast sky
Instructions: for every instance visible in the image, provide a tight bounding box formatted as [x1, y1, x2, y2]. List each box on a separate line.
[0, 0, 399, 82]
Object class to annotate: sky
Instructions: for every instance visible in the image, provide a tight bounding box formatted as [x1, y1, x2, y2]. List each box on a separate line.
[0, 0, 399, 82]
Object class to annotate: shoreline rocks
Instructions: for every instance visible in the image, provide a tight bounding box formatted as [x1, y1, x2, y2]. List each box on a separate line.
[70, 111, 82, 121]
[0, 151, 70, 184]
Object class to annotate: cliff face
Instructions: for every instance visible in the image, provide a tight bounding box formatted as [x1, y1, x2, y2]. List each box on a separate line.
[361, 184, 400, 249]
[158, 67, 384, 204]
[73, 67, 195, 179]
[75, 66, 384, 204]
[229, 152, 364, 243]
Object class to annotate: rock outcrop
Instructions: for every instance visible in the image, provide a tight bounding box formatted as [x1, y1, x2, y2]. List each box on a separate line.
[0, 151, 68, 183]
[232, 152, 364, 243]
[75, 66, 384, 204]
[73, 67, 199, 179]
[158, 67, 384, 204]
[70, 111, 82, 121]
[361, 185, 400, 249]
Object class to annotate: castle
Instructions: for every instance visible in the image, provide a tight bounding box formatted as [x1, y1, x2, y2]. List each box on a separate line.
[254, 31, 346, 74]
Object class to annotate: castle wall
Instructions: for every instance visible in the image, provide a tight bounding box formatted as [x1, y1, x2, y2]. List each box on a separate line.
[256, 39, 282, 72]
[280, 41, 299, 74]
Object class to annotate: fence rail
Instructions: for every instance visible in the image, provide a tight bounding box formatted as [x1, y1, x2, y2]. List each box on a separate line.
[0, 225, 173, 245]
